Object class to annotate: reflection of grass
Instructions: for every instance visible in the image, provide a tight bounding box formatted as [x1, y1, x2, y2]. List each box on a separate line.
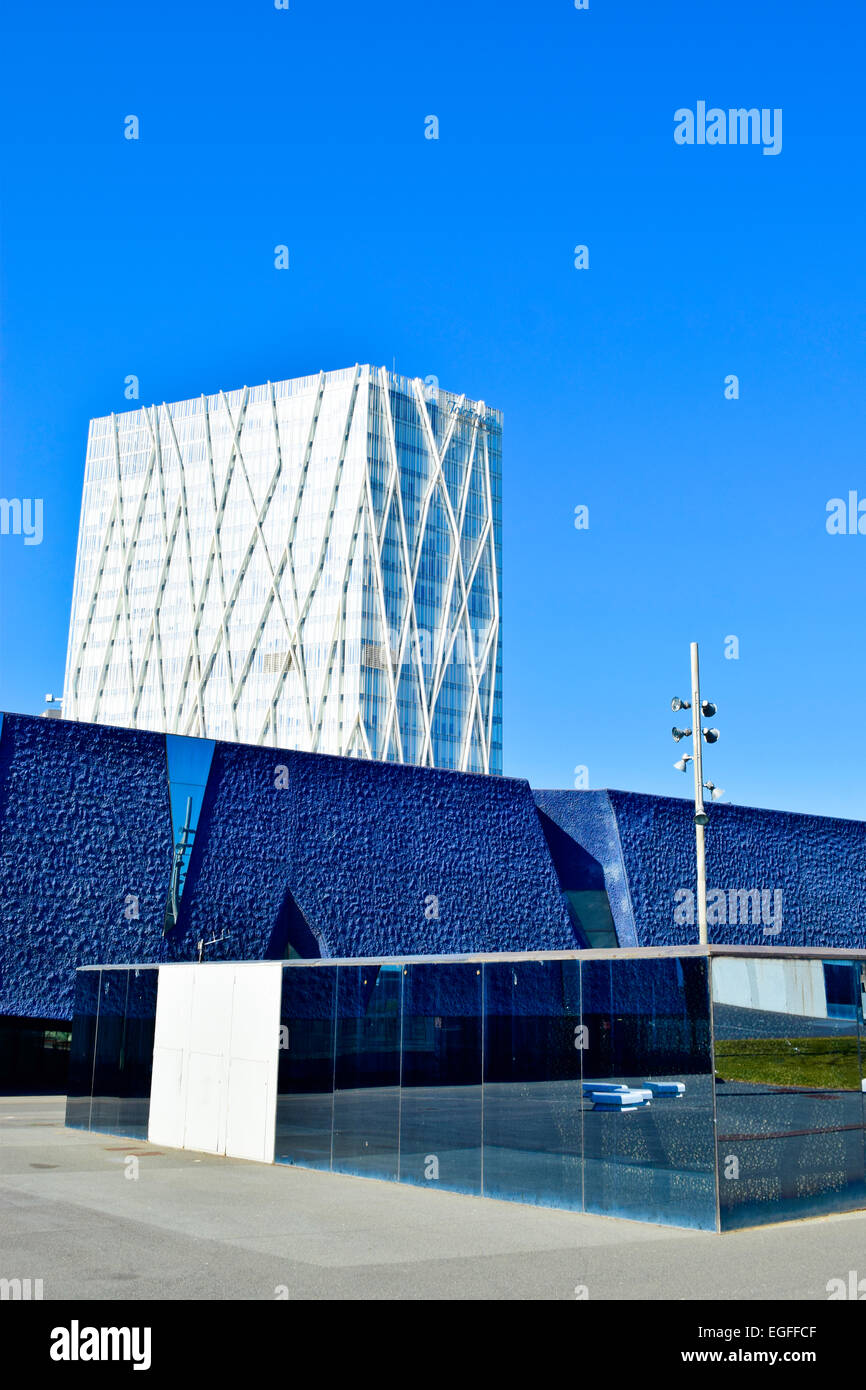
[715, 1037, 862, 1091]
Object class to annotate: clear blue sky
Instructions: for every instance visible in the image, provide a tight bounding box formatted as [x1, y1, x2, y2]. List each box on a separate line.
[1, 0, 864, 820]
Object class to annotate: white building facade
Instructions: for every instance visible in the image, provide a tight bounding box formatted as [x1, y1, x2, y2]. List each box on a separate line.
[63, 365, 502, 773]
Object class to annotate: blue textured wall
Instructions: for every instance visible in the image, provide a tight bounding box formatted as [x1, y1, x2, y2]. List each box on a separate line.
[3, 710, 866, 1024]
[0, 714, 191, 1020]
[177, 742, 575, 961]
[0, 714, 575, 1020]
[538, 788, 866, 949]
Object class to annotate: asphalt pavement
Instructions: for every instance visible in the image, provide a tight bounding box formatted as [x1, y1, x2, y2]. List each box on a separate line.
[1, 1094, 864, 1300]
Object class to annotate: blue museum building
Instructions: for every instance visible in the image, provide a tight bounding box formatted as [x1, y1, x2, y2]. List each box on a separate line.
[2, 707, 866, 1092]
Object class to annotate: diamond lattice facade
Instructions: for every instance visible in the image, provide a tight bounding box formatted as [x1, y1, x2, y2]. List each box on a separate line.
[63, 365, 502, 772]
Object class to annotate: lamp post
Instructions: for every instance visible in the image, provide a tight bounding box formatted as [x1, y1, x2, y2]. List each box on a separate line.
[41, 693, 65, 722]
[671, 641, 722, 947]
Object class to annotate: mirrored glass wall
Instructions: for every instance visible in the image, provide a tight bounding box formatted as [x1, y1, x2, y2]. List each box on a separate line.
[276, 954, 718, 1230]
[66, 951, 866, 1232]
[65, 966, 159, 1140]
[712, 955, 866, 1229]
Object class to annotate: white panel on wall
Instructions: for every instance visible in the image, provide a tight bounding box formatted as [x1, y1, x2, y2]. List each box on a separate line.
[783, 960, 827, 1019]
[711, 956, 750, 1007]
[147, 961, 283, 1161]
[147, 966, 196, 1147]
[226, 1058, 271, 1161]
[184, 1052, 224, 1153]
[148, 1047, 185, 1148]
[190, 965, 236, 1057]
[225, 965, 282, 1162]
[712, 956, 828, 1019]
[230, 965, 282, 1064]
[151, 965, 196, 1052]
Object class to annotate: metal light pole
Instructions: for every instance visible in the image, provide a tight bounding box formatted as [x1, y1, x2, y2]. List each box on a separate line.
[672, 641, 722, 948]
[690, 642, 708, 945]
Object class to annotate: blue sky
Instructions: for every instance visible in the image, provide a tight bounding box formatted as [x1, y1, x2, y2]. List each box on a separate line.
[1, 0, 864, 819]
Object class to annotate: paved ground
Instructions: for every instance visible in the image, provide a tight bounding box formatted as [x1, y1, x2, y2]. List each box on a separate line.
[1, 1095, 864, 1300]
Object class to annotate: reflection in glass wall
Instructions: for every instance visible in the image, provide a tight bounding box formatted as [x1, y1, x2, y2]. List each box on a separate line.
[275, 967, 335, 1168]
[270, 956, 717, 1227]
[712, 956, 866, 1229]
[64, 966, 159, 1140]
[332, 965, 402, 1180]
[70, 952, 866, 1232]
[90, 970, 130, 1134]
[122, 969, 159, 1137]
[66, 970, 100, 1130]
[483, 961, 583, 1209]
[0, 1018, 71, 1093]
[400, 962, 482, 1194]
[581, 957, 716, 1229]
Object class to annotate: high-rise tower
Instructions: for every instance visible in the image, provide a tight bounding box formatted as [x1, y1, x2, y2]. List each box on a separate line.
[63, 365, 502, 773]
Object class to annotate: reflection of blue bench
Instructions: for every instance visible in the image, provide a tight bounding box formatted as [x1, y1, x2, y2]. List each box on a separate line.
[581, 1081, 629, 1096]
[642, 1081, 685, 1098]
[587, 1087, 652, 1111]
